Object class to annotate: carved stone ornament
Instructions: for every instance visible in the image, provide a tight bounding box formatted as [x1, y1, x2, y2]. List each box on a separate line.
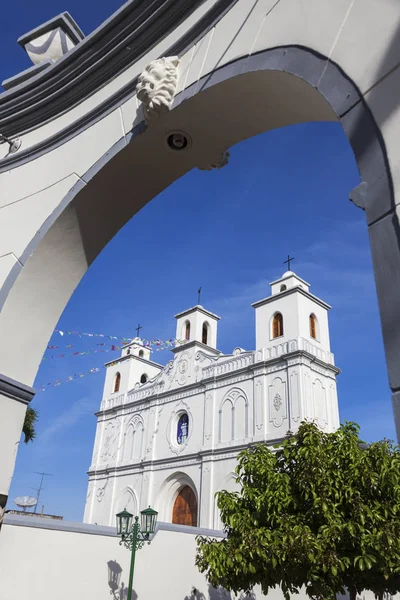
[96, 479, 109, 502]
[198, 150, 230, 171]
[273, 393, 282, 411]
[136, 56, 180, 124]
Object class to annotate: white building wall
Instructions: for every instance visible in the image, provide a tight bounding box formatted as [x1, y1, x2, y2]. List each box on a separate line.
[0, 515, 392, 600]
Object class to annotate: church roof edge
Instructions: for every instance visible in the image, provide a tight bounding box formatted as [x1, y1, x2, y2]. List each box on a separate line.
[104, 354, 164, 369]
[269, 271, 310, 288]
[251, 285, 331, 310]
[174, 305, 221, 321]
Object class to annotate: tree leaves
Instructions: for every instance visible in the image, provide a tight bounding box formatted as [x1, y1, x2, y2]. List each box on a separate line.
[196, 421, 400, 600]
[22, 406, 38, 443]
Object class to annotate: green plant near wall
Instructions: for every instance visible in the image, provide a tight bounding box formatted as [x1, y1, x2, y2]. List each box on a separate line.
[196, 421, 400, 600]
[22, 406, 38, 443]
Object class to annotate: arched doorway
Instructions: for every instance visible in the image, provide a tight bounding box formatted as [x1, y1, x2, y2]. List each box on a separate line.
[172, 486, 198, 527]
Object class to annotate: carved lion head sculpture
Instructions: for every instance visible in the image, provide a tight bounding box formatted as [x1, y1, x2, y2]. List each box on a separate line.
[136, 56, 180, 123]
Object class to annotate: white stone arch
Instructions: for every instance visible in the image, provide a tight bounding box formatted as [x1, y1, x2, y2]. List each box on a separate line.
[0, 3, 399, 505]
[115, 485, 138, 517]
[155, 471, 198, 525]
[219, 387, 249, 442]
[219, 397, 233, 443]
[123, 415, 144, 462]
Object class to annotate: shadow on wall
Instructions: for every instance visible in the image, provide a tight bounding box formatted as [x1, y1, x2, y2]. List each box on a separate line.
[185, 584, 257, 600]
[107, 559, 137, 600]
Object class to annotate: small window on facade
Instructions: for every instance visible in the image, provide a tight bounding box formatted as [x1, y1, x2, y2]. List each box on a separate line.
[177, 413, 189, 445]
[309, 314, 317, 339]
[202, 323, 208, 345]
[280, 284, 287, 292]
[185, 321, 191, 341]
[272, 313, 283, 338]
[127, 348, 131, 355]
[113, 372, 121, 393]
[139, 349, 144, 358]
[140, 373, 148, 384]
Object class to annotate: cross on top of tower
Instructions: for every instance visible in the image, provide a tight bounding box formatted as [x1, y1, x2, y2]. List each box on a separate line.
[135, 323, 142, 337]
[283, 255, 295, 271]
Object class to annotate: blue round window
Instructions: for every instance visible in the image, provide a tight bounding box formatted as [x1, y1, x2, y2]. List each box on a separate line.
[177, 413, 189, 445]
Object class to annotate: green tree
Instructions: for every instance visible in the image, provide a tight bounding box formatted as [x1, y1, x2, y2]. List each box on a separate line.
[22, 406, 38, 443]
[196, 422, 400, 600]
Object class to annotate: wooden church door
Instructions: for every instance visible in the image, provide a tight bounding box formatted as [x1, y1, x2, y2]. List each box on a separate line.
[172, 486, 198, 526]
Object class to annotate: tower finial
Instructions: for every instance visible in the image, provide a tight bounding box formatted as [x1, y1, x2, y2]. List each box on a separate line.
[135, 323, 142, 337]
[283, 255, 295, 271]
[197, 287, 202, 305]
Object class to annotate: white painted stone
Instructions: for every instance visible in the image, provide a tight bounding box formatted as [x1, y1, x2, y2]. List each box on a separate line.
[120, 95, 141, 136]
[327, 0, 400, 95]
[199, 0, 278, 78]
[0, 393, 27, 499]
[174, 46, 197, 96]
[85, 271, 339, 529]
[0, 252, 19, 291]
[4, 1, 218, 152]
[188, 28, 216, 92]
[0, 110, 123, 208]
[250, 0, 355, 61]
[362, 63, 400, 203]
[0, 174, 79, 261]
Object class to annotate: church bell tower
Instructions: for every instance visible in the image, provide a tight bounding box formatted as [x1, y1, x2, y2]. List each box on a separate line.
[252, 269, 340, 433]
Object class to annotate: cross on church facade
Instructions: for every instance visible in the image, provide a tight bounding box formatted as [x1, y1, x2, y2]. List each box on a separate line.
[197, 287, 202, 305]
[135, 324, 142, 337]
[284, 255, 295, 271]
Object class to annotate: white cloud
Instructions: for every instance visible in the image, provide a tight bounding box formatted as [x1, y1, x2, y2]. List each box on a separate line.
[39, 397, 97, 447]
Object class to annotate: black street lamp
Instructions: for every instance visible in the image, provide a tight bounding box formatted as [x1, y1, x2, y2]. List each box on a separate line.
[116, 506, 158, 600]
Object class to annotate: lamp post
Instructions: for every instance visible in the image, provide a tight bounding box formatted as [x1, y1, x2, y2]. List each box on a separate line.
[116, 506, 158, 600]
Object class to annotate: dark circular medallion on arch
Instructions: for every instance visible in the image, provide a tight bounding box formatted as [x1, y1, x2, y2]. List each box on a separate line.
[167, 132, 189, 151]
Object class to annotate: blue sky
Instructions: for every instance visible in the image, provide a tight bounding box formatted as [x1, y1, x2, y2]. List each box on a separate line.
[2, 2, 396, 522]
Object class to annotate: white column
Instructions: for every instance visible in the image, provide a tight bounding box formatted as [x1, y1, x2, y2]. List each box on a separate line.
[0, 375, 34, 516]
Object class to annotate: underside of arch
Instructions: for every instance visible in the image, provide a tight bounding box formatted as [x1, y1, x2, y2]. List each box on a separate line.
[0, 45, 398, 421]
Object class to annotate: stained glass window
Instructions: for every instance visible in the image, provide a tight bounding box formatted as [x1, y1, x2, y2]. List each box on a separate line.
[177, 413, 189, 445]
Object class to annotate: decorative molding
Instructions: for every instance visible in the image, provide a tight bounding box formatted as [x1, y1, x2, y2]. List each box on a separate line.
[273, 393, 282, 411]
[86, 481, 94, 500]
[136, 56, 180, 123]
[175, 352, 191, 387]
[254, 380, 264, 432]
[0, 0, 238, 140]
[96, 478, 109, 503]
[203, 391, 213, 442]
[268, 377, 287, 428]
[166, 399, 193, 455]
[289, 370, 301, 423]
[18, 12, 84, 66]
[0, 373, 35, 405]
[313, 378, 328, 429]
[145, 405, 163, 457]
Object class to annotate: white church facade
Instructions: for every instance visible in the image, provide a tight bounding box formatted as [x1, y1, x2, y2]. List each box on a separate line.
[84, 270, 340, 528]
